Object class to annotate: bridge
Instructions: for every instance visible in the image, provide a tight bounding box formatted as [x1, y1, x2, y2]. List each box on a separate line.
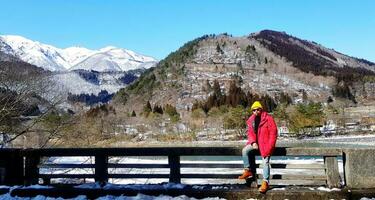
[0, 147, 374, 199]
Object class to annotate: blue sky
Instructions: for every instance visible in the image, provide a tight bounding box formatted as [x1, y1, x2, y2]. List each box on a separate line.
[0, 0, 374, 62]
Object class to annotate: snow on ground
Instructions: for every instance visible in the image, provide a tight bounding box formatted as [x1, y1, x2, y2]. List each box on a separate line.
[0, 183, 349, 200]
[0, 193, 224, 200]
[96, 194, 223, 200]
[0, 184, 225, 200]
[52, 72, 125, 95]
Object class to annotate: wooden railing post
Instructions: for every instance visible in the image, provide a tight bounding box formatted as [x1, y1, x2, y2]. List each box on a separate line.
[0, 149, 23, 185]
[324, 156, 341, 188]
[168, 155, 181, 183]
[24, 152, 40, 185]
[95, 155, 108, 185]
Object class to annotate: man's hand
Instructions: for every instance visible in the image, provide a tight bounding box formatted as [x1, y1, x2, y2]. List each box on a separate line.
[252, 143, 259, 150]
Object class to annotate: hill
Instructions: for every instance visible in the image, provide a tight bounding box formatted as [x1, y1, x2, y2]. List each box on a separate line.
[113, 30, 375, 116]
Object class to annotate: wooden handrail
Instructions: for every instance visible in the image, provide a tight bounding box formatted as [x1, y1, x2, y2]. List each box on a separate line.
[19, 147, 343, 156]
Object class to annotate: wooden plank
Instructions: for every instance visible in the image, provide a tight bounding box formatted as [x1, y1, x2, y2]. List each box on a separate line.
[21, 147, 241, 156]
[282, 148, 342, 156]
[181, 163, 242, 168]
[21, 147, 342, 157]
[181, 174, 240, 179]
[259, 164, 324, 169]
[181, 163, 324, 169]
[180, 174, 326, 180]
[324, 156, 341, 188]
[40, 163, 170, 169]
[258, 174, 326, 180]
[108, 174, 170, 179]
[267, 179, 326, 186]
[38, 173, 325, 180]
[270, 168, 326, 174]
[108, 163, 169, 168]
[39, 164, 95, 169]
[39, 174, 94, 179]
[39, 163, 324, 169]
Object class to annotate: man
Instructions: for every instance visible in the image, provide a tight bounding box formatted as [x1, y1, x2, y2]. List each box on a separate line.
[238, 101, 278, 193]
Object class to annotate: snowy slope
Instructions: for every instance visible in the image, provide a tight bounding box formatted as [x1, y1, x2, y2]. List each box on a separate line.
[53, 71, 128, 95]
[61, 46, 95, 66]
[0, 35, 158, 72]
[70, 46, 157, 71]
[0, 35, 68, 71]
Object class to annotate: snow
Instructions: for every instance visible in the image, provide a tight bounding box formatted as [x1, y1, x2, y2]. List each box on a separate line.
[61, 47, 95, 66]
[74, 183, 188, 190]
[0, 193, 224, 200]
[0, 35, 68, 71]
[316, 187, 341, 192]
[270, 188, 285, 191]
[26, 185, 53, 189]
[70, 47, 157, 72]
[0, 35, 157, 72]
[52, 71, 128, 95]
[0, 184, 224, 200]
[96, 194, 224, 200]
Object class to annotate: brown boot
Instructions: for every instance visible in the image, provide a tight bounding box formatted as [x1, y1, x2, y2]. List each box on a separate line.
[238, 169, 253, 179]
[258, 180, 269, 193]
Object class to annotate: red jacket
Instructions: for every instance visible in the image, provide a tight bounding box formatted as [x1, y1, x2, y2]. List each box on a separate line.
[246, 111, 278, 157]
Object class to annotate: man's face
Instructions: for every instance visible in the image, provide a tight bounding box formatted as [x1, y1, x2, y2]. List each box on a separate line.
[252, 108, 262, 116]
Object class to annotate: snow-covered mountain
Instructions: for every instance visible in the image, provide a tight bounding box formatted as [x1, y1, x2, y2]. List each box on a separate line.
[69, 46, 157, 72]
[0, 35, 68, 71]
[0, 35, 158, 72]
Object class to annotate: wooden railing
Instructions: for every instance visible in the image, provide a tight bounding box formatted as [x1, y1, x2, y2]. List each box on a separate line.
[0, 147, 343, 188]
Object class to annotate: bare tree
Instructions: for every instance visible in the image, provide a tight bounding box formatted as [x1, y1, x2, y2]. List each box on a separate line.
[0, 61, 64, 147]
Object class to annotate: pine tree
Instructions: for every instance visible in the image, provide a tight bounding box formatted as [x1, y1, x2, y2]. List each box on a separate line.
[153, 105, 163, 114]
[143, 101, 152, 115]
[131, 110, 136, 117]
[302, 90, 308, 102]
[216, 43, 223, 54]
[279, 92, 292, 105]
[327, 96, 334, 103]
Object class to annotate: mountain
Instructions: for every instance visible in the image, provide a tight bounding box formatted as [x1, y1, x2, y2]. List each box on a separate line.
[0, 35, 69, 71]
[114, 30, 375, 114]
[252, 30, 375, 75]
[0, 57, 144, 111]
[69, 46, 157, 72]
[0, 35, 158, 72]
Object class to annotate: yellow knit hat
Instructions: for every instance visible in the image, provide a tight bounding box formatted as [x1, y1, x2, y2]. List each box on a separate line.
[251, 101, 263, 110]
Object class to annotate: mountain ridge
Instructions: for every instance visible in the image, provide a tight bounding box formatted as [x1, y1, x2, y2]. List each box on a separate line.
[0, 35, 158, 72]
[114, 30, 375, 115]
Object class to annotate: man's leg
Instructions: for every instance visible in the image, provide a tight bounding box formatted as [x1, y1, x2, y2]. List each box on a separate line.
[262, 156, 270, 182]
[239, 145, 256, 179]
[259, 156, 271, 193]
[242, 145, 254, 169]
